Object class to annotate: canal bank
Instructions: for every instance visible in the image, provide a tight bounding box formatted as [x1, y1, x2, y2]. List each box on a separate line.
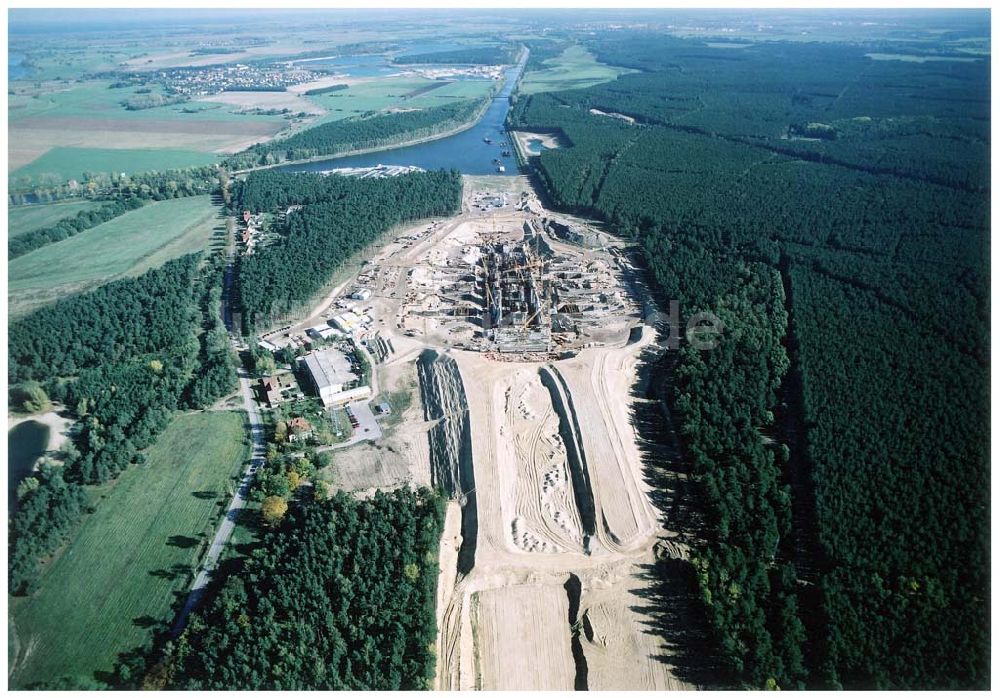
[278, 48, 528, 176]
[235, 96, 494, 176]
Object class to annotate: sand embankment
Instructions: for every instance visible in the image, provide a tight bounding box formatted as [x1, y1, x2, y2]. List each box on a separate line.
[8, 409, 72, 454]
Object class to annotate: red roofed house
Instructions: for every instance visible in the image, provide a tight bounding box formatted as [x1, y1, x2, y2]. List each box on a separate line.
[260, 377, 282, 407]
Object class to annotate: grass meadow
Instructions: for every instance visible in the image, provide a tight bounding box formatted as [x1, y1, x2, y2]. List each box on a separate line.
[8, 81, 285, 175]
[8, 200, 104, 238]
[305, 75, 494, 125]
[518, 45, 636, 94]
[8, 411, 249, 689]
[407, 78, 495, 106]
[11, 147, 219, 186]
[308, 76, 439, 123]
[8, 81, 287, 125]
[9, 195, 220, 317]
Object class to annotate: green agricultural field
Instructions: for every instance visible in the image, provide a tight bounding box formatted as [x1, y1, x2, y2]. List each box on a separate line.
[517, 44, 636, 95]
[8, 411, 249, 689]
[9, 195, 219, 317]
[8, 199, 103, 238]
[302, 76, 495, 131]
[9, 81, 287, 124]
[8, 81, 285, 175]
[11, 147, 219, 186]
[307, 76, 439, 124]
[408, 78, 495, 106]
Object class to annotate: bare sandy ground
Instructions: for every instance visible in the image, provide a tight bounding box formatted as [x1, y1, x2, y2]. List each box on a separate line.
[589, 107, 637, 124]
[432, 336, 692, 691]
[472, 584, 577, 690]
[578, 549, 694, 691]
[556, 337, 660, 553]
[498, 368, 584, 554]
[510, 130, 565, 157]
[434, 499, 463, 683]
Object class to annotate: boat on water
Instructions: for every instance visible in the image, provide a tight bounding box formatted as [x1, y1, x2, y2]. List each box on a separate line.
[497, 165, 506, 173]
[483, 137, 493, 144]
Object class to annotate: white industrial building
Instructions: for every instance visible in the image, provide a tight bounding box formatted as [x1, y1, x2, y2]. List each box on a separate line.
[306, 323, 341, 341]
[331, 311, 364, 335]
[351, 288, 373, 301]
[302, 348, 370, 406]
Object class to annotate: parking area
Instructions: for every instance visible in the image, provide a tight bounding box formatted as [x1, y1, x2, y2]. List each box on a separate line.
[329, 399, 382, 450]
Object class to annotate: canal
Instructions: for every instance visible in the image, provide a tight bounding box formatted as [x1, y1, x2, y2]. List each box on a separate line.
[281, 50, 528, 177]
[8, 420, 49, 513]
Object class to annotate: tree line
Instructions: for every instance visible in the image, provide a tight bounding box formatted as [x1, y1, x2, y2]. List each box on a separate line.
[9, 164, 221, 202]
[165, 488, 444, 689]
[9, 197, 144, 258]
[223, 100, 484, 169]
[234, 169, 462, 332]
[9, 253, 236, 594]
[510, 29, 988, 689]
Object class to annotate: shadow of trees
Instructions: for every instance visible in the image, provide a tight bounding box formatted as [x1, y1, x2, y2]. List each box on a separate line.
[132, 615, 160, 629]
[149, 562, 193, 581]
[167, 535, 199, 549]
[628, 559, 728, 688]
[622, 339, 729, 688]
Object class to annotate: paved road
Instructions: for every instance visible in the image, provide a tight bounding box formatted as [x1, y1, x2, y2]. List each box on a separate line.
[171, 365, 265, 637]
[171, 236, 264, 637]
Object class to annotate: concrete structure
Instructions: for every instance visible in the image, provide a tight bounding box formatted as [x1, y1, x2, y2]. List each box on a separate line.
[331, 385, 372, 405]
[479, 236, 551, 353]
[303, 348, 361, 406]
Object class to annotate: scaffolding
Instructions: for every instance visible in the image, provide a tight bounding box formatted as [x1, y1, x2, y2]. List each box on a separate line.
[478, 235, 551, 353]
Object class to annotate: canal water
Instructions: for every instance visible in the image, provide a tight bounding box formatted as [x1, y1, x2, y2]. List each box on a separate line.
[8, 420, 49, 513]
[281, 53, 527, 177]
[294, 53, 399, 78]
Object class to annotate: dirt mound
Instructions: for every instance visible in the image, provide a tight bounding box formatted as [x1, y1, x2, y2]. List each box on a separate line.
[417, 349, 477, 575]
[498, 369, 585, 554]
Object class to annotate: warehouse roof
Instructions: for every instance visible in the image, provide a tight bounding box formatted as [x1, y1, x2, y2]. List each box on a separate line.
[303, 348, 357, 390]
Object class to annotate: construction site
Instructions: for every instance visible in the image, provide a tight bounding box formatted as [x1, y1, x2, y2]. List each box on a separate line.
[272, 175, 703, 691]
[480, 236, 550, 353]
[395, 213, 640, 358]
